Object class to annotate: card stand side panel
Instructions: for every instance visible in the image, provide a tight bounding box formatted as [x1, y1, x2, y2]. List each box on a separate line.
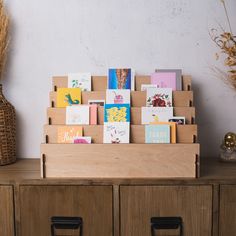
[47, 107, 195, 125]
[52, 75, 192, 91]
[43, 124, 197, 144]
[40, 143, 199, 178]
[50, 90, 193, 108]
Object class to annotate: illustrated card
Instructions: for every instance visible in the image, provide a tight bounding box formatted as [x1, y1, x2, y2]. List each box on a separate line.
[151, 72, 176, 90]
[66, 106, 90, 125]
[155, 69, 182, 90]
[57, 126, 83, 143]
[73, 136, 92, 144]
[141, 107, 173, 124]
[106, 89, 130, 104]
[146, 88, 172, 107]
[104, 104, 130, 122]
[57, 88, 81, 108]
[168, 116, 185, 125]
[88, 99, 105, 106]
[141, 84, 157, 91]
[68, 73, 91, 91]
[103, 122, 130, 143]
[145, 124, 170, 143]
[108, 68, 132, 89]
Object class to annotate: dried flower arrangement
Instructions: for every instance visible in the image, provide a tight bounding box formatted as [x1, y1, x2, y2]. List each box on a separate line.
[0, 0, 9, 80]
[210, 0, 236, 90]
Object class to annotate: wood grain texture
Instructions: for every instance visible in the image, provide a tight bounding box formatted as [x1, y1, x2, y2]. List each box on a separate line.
[50, 90, 193, 107]
[219, 185, 236, 236]
[41, 143, 199, 178]
[0, 186, 14, 236]
[43, 124, 197, 144]
[120, 185, 212, 236]
[52, 75, 192, 91]
[47, 107, 195, 125]
[19, 185, 113, 236]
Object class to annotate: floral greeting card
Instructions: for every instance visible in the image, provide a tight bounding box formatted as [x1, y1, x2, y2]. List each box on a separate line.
[68, 73, 91, 91]
[151, 72, 176, 90]
[57, 88, 81, 108]
[146, 88, 172, 107]
[66, 106, 90, 125]
[108, 68, 132, 89]
[145, 124, 170, 143]
[141, 107, 173, 124]
[106, 89, 130, 104]
[57, 126, 83, 143]
[104, 104, 130, 122]
[103, 122, 130, 143]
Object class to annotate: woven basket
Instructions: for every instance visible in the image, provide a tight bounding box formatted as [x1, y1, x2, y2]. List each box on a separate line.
[0, 84, 16, 165]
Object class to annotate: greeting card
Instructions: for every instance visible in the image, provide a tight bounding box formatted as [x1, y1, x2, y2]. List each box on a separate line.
[168, 116, 185, 125]
[104, 104, 130, 122]
[74, 137, 92, 144]
[151, 72, 176, 90]
[155, 69, 182, 90]
[89, 104, 98, 125]
[141, 107, 173, 124]
[149, 121, 176, 143]
[103, 122, 130, 143]
[57, 88, 81, 108]
[141, 84, 157, 91]
[68, 73, 91, 91]
[66, 106, 90, 125]
[57, 126, 83, 143]
[106, 89, 130, 104]
[145, 124, 170, 143]
[88, 99, 105, 106]
[108, 68, 132, 89]
[146, 88, 172, 107]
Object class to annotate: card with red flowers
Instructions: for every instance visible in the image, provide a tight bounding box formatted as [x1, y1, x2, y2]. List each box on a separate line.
[146, 88, 172, 107]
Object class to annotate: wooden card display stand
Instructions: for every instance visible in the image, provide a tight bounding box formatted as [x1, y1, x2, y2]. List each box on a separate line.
[41, 75, 200, 178]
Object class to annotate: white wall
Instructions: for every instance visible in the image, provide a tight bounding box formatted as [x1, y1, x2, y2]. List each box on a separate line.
[3, 0, 236, 159]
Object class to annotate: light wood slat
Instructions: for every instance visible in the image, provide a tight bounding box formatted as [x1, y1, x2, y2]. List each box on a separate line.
[52, 75, 192, 91]
[47, 107, 195, 125]
[50, 90, 193, 107]
[43, 124, 197, 144]
[41, 143, 199, 178]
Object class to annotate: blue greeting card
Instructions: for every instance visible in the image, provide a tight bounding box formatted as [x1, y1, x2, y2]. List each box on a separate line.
[145, 124, 170, 143]
[104, 104, 130, 122]
[108, 68, 132, 89]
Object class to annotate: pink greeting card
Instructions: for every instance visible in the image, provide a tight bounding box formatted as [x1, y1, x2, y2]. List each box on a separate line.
[151, 72, 176, 90]
[89, 104, 97, 125]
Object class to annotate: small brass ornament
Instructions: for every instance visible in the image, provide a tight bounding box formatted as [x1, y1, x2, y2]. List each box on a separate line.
[220, 132, 236, 162]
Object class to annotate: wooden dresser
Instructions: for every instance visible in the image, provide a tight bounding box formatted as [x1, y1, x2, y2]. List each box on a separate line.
[0, 158, 236, 236]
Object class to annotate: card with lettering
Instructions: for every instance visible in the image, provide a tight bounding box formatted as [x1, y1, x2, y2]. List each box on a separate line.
[103, 122, 130, 143]
[106, 89, 130, 104]
[146, 88, 172, 107]
[66, 106, 90, 125]
[68, 73, 91, 91]
[104, 104, 130, 122]
[57, 126, 83, 143]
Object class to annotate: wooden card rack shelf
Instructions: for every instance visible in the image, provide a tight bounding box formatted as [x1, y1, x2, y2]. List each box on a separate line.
[41, 75, 200, 178]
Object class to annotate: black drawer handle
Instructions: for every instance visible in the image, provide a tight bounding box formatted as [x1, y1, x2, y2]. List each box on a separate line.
[51, 216, 83, 236]
[151, 217, 183, 236]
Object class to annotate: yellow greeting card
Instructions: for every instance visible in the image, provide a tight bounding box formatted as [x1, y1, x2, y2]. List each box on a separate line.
[57, 88, 81, 108]
[57, 126, 83, 143]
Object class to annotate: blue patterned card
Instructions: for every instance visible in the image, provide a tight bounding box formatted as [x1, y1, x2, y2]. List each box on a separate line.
[145, 125, 170, 143]
[108, 69, 132, 89]
[104, 104, 130, 122]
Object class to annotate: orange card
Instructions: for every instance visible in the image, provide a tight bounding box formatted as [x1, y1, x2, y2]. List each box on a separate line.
[57, 126, 83, 143]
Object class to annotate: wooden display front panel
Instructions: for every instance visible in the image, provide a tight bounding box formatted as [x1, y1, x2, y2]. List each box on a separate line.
[120, 185, 212, 236]
[0, 186, 14, 236]
[41, 143, 199, 178]
[219, 185, 236, 236]
[19, 185, 113, 236]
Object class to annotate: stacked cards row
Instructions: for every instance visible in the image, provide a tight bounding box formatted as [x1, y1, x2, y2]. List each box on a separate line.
[53, 75, 192, 92]
[47, 107, 195, 125]
[44, 124, 197, 144]
[50, 90, 193, 108]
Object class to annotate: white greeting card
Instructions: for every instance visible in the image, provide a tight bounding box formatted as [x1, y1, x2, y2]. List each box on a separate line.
[66, 106, 90, 125]
[103, 122, 130, 143]
[68, 73, 91, 91]
[141, 107, 173, 124]
[141, 84, 157, 91]
[106, 89, 130, 104]
[146, 88, 172, 107]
